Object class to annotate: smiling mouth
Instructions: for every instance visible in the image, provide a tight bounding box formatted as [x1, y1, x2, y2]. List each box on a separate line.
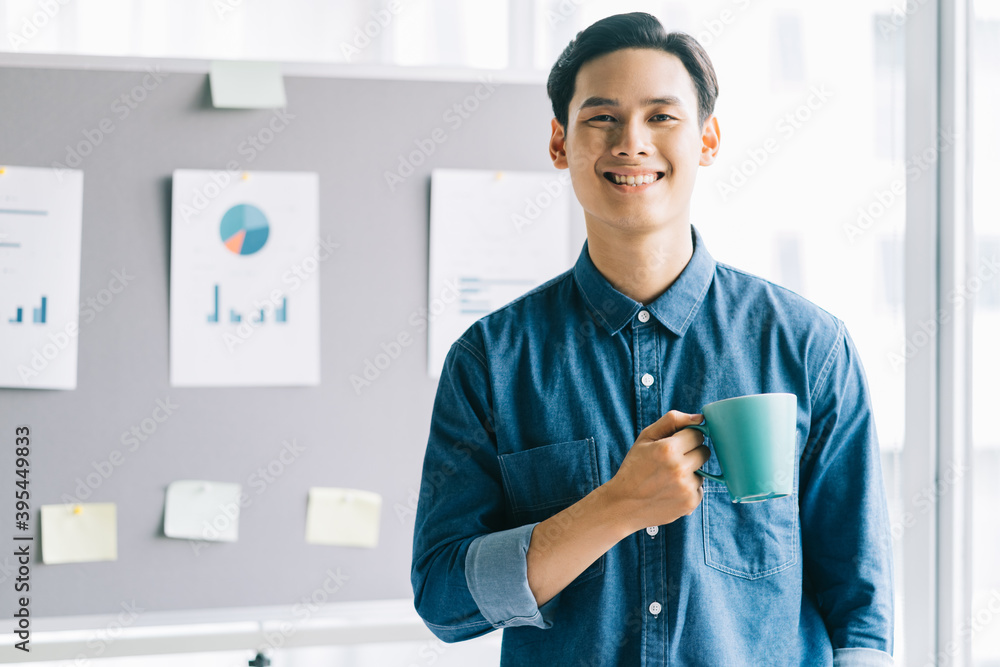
[603, 172, 665, 186]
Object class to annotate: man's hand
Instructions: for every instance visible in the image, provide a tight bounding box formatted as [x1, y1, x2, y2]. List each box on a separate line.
[526, 410, 710, 607]
[604, 410, 711, 533]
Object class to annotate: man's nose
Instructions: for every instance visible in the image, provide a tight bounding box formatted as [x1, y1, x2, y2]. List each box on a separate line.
[612, 119, 654, 157]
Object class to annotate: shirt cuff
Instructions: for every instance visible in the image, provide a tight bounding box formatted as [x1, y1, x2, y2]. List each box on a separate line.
[464, 523, 558, 630]
[833, 647, 894, 666]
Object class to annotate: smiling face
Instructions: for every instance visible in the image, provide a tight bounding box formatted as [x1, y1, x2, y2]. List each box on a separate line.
[550, 47, 720, 236]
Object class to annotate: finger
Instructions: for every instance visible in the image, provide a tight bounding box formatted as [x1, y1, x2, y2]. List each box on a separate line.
[683, 444, 712, 465]
[642, 410, 703, 441]
[671, 427, 706, 455]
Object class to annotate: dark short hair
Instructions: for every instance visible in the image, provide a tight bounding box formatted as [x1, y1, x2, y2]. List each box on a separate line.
[546, 12, 719, 130]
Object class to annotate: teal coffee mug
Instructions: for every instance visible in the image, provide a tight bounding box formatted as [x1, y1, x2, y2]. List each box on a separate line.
[683, 392, 797, 503]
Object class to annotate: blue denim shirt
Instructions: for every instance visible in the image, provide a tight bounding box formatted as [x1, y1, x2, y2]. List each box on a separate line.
[411, 225, 894, 666]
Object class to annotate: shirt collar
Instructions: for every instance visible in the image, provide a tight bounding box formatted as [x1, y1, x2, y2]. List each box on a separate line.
[572, 224, 716, 337]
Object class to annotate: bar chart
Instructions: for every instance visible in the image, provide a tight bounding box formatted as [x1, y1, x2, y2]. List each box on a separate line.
[7, 295, 47, 323]
[205, 284, 288, 324]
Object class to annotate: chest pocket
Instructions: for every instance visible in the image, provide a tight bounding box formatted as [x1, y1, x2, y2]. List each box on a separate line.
[702, 481, 799, 580]
[498, 437, 604, 587]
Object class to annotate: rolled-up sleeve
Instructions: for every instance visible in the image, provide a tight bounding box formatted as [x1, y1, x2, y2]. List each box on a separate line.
[800, 322, 895, 659]
[410, 329, 555, 642]
[833, 646, 895, 666]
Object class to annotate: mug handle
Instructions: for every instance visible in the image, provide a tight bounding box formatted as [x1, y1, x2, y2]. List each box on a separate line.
[682, 423, 726, 484]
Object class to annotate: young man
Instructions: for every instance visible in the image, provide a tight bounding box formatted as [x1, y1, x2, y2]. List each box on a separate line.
[411, 12, 894, 666]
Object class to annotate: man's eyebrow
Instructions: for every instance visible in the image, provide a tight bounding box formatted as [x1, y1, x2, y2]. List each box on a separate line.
[578, 96, 618, 111]
[577, 95, 687, 112]
[642, 95, 685, 107]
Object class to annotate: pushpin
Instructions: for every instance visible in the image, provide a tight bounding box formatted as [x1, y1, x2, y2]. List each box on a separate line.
[73, 505, 83, 515]
[494, 171, 504, 181]
[0, 167, 6, 176]
[241, 172, 250, 181]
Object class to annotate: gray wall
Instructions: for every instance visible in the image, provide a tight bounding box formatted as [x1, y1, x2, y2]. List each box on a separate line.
[0, 64, 572, 618]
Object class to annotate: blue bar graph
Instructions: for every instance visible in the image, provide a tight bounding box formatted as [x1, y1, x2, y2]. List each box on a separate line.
[207, 285, 219, 323]
[8, 307, 22, 323]
[205, 284, 288, 324]
[32, 296, 46, 324]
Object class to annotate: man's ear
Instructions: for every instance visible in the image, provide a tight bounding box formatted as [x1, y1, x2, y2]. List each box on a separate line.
[699, 115, 721, 167]
[549, 118, 569, 169]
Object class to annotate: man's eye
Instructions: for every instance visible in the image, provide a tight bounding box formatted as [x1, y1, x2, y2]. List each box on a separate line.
[651, 114, 676, 121]
[588, 114, 616, 122]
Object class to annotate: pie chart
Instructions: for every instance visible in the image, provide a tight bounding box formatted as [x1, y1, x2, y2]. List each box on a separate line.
[220, 203, 269, 255]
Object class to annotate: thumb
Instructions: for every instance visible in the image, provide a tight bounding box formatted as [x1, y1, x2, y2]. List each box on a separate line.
[641, 410, 703, 442]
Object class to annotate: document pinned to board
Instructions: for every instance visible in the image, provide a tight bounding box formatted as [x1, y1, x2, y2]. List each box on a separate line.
[305, 487, 382, 548]
[0, 165, 84, 390]
[40, 503, 117, 564]
[427, 169, 573, 379]
[163, 480, 242, 542]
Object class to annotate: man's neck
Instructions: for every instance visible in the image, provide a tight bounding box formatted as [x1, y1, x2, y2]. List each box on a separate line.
[584, 220, 695, 305]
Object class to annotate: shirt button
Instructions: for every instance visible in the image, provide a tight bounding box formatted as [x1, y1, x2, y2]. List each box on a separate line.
[649, 601, 662, 616]
[637, 310, 650, 323]
[641, 373, 654, 387]
[646, 526, 659, 537]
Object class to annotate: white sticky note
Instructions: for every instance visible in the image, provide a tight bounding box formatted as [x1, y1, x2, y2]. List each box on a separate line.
[210, 61, 286, 108]
[41, 503, 117, 564]
[305, 488, 382, 548]
[164, 480, 242, 542]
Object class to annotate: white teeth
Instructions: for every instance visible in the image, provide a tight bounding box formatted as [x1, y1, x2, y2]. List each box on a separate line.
[612, 173, 657, 185]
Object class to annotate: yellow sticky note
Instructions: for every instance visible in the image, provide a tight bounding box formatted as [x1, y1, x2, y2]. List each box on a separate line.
[41, 503, 117, 564]
[305, 488, 381, 548]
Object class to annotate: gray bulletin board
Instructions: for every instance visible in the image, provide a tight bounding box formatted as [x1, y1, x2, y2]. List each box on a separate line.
[0, 63, 578, 618]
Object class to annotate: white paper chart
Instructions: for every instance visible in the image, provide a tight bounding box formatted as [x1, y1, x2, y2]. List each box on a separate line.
[170, 170, 321, 387]
[0, 165, 84, 390]
[427, 169, 572, 378]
